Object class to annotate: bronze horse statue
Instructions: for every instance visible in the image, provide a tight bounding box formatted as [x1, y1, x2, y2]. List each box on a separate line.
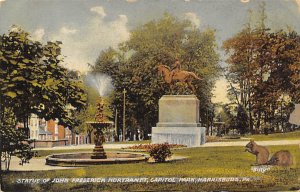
[157, 64, 202, 93]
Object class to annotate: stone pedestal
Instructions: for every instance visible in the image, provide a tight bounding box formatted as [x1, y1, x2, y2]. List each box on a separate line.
[91, 146, 107, 159]
[152, 95, 206, 147]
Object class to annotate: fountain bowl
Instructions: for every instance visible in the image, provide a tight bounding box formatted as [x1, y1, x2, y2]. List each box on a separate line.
[46, 152, 148, 166]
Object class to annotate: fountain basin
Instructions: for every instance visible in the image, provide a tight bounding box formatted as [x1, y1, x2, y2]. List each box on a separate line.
[46, 152, 148, 166]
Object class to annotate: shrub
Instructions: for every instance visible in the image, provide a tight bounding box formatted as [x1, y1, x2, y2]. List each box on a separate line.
[206, 136, 223, 142]
[147, 143, 172, 163]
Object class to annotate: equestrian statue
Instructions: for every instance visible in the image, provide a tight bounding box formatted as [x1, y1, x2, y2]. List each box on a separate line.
[157, 58, 202, 93]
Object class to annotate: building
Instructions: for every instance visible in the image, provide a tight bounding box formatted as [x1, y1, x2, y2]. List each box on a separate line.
[46, 119, 66, 140]
[65, 128, 87, 145]
[28, 114, 52, 140]
[26, 114, 68, 147]
[27, 114, 89, 147]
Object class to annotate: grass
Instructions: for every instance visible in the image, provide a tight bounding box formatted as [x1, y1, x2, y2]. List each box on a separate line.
[247, 130, 300, 141]
[3, 144, 300, 191]
[206, 130, 300, 142]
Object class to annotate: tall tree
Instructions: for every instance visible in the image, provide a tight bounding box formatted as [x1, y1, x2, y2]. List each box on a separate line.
[0, 26, 87, 186]
[0, 26, 87, 132]
[223, 4, 300, 134]
[92, 14, 220, 138]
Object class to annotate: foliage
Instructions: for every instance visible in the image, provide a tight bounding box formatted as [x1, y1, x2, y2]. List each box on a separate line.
[92, 14, 220, 138]
[221, 104, 237, 134]
[73, 83, 114, 143]
[0, 107, 33, 171]
[0, 26, 87, 171]
[223, 4, 299, 134]
[15, 140, 34, 166]
[236, 104, 249, 135]
[0, 26, 87, 132]
[147, 143, 173, 162]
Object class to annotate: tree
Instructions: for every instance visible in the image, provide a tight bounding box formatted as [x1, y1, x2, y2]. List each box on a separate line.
[0, 26, 86, 132]
[236, 104, 249, 135]
[223, 4, 300, 134]
[0, 25, 87, 187]
[222, 104, 237, 135]
[0, 106, 34, 171]
[73, 82, 113, 144]
[92, 14, 220, 138]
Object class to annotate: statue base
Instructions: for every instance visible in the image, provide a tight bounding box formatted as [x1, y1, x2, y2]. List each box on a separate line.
[152, 126, 206, 147]
[91, 146, 107, 159]
[151, 95, 206, 147]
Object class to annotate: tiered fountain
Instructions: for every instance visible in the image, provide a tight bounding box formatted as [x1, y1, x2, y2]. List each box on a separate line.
[88, 97, 111, 159]
[46, 97, 147, 166]
[45, 74, 147, 166]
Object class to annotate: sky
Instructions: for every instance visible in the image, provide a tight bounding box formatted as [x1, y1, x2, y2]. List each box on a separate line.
[0, 0, 300, 103]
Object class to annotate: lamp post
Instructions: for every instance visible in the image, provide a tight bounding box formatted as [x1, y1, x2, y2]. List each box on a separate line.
[123, 89, 126, 141]
[114, 108, 118, 134]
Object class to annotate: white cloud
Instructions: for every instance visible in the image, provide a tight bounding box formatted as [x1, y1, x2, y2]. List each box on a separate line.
[90, 6, 106, 18]
[60, 26, 77, 35]
[212, 78, 230, 104]
[126, 0, 138, 3]
[32, 28, 45, 41]
[50, 12, 130, 72]
[184, 12, 201, 28]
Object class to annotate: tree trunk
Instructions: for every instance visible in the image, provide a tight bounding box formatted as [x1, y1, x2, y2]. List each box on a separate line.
[88, 130, 92, 144]
[248, 101, 254, 134]
[257, 110, 261, 133]
[71, 130, 76, 145]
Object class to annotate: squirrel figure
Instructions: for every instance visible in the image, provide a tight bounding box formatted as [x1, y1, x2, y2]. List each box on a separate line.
[245, 140, 293, 167]
[245, 140, 269, 165]
[266, 150, 293, 167]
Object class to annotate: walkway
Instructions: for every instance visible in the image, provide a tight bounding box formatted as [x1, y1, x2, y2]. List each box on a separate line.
[7, 157, 78, 171]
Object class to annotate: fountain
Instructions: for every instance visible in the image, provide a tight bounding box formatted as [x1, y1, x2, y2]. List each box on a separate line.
[45, 74, 147, 166]
[88, 97, 110, 159]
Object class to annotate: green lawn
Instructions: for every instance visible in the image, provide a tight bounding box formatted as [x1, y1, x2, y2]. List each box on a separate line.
[248, 130, 300, 141]
[208, 130, 300, 142]
[3, 145, 300, 191]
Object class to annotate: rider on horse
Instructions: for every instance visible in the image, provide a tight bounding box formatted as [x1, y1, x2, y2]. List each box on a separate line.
[170, 58, 181, 78]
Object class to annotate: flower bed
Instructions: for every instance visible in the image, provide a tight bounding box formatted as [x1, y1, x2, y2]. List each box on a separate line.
[122, 143, 186, 151]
